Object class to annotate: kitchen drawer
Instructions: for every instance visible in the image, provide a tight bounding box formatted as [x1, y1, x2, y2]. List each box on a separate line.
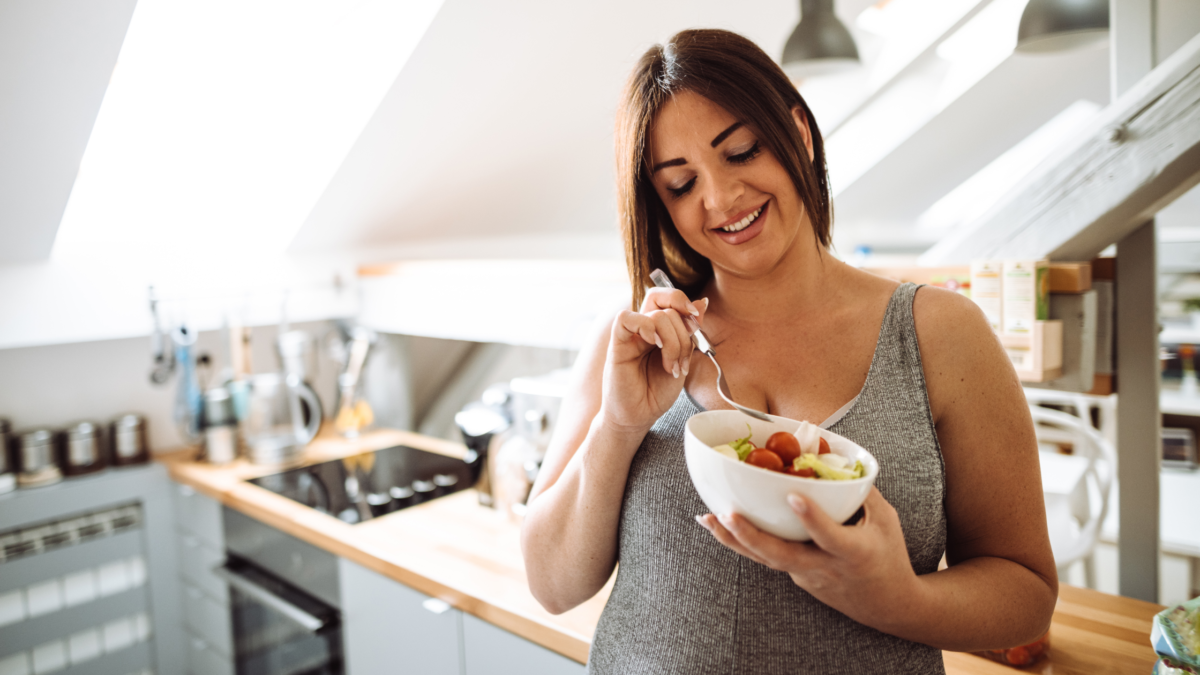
[178, 533, 228, 604]
[174, 484, 224, 549]
[183, 583, 232, 657]
[187, 633, 234, 675]
[462, 613, 586, 675]
[340, 559, 462, 675]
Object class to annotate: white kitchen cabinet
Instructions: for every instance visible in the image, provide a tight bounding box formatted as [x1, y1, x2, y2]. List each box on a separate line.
[171, 483, 234, 675]
[462, 613, 586, 675]
[339, 559, 463, 675]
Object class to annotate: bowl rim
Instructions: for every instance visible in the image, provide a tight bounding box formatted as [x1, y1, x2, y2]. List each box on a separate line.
[685, 409, 879, 485]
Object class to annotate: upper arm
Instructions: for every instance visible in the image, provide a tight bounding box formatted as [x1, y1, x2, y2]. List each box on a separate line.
[912, 287, 1056, 584]
[527, 309, 615, 502]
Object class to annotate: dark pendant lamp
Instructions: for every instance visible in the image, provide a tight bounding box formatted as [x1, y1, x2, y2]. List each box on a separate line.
[1016, 0, 1109, 53]
[781, 0, 861, 79]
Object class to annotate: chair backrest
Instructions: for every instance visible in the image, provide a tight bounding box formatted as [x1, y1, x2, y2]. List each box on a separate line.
[1024, 388, 1118, 447]
[1028, 404, 1116, 567]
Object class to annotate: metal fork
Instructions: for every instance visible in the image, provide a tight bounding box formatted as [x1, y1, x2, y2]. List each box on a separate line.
[649, 269, 770, 421]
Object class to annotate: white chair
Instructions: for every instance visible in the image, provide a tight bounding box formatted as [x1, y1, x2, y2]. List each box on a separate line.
[1027, 404, 1116, 587]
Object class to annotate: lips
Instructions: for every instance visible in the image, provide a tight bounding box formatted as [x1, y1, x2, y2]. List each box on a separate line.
[712, 200, 769, 245]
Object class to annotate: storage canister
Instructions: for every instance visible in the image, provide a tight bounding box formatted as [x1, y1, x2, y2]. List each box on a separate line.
[111, 414, 149, 465]
[63, 421, 107, 476]
[203, 387, 238, 465]
[16, 428, 63, 488]
[0, 418, 14, 494]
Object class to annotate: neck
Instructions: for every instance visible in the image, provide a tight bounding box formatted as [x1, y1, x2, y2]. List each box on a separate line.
[705, 234, 848, 326]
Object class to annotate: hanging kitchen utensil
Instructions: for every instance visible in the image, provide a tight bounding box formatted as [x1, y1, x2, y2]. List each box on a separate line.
[173, 325, 204, 443]
[334, 327, 375, 439]
[148, 286, 176, 385]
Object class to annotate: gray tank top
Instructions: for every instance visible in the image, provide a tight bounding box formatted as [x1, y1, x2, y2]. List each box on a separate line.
[588, 283, 947, 674]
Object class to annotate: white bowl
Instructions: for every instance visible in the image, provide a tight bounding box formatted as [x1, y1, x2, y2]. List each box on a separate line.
[684, 410, 879, 541]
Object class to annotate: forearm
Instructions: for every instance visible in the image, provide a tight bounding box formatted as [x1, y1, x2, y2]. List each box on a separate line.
[872, 557, 1057, 651]
[521, 414, 647, 614]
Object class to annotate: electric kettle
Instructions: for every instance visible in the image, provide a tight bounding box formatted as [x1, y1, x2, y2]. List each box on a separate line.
[241, 373, 321, 466]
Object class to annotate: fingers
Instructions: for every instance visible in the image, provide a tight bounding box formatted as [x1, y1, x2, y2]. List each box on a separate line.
[786, 493, 852, 554]
[696, 514, 769, 566]
[614, 310, 662, 354]
[694, 297, 710, 325]
[652, 306, 693, 378]
[860, 487, 897, 528]
[641, 288, 701, 322]
[715, 513, 828, 572]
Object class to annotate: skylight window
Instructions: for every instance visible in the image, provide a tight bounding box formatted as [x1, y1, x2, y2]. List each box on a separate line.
[53, 0, 444, 261]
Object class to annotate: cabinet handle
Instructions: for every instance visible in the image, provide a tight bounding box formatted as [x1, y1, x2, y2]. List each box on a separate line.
[422, 598, 452, 615]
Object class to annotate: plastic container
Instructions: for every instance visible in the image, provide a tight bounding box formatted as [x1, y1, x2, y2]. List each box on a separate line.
[1152, 597, 1200, 670]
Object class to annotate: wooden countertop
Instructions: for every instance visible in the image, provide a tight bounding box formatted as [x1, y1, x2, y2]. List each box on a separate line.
[160, 429, 1165, 672]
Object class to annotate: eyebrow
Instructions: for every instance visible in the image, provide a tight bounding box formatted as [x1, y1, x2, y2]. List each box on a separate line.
[650, 122, 745, 174]
[710, 122, 742, 148]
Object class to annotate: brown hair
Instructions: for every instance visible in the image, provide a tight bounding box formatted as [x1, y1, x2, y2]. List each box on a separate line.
[616, 28, 833, 308]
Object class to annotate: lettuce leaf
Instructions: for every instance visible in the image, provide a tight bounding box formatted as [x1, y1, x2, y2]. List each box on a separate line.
[730, 424, 755, 461]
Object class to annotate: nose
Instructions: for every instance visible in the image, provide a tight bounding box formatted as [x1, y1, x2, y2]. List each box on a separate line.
[701, 166, 744, 218]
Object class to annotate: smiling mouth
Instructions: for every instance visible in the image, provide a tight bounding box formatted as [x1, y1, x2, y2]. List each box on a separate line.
[716, 203, 766, 233]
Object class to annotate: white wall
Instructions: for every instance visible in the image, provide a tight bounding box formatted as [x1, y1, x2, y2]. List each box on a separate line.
[0, 321, 341, 452]
[0, 318, 579, 452]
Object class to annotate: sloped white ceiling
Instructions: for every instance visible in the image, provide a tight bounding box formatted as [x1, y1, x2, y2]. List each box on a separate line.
[289, 0, 887, 255]
[833, 45, 1110, 245]
[0, 0, 136, 262]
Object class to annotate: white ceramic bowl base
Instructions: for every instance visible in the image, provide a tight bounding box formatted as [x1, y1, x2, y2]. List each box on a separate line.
[684, 410, 879, 541]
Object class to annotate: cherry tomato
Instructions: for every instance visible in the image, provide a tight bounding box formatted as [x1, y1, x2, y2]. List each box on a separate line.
[786, 466, 816, 478]
[745, 448, 784, 473]
[765, 432, 801, 465]
[818, 437, 831, 455]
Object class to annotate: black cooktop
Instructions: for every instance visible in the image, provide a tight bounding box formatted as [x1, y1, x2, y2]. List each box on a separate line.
[249, 445, 472, 524]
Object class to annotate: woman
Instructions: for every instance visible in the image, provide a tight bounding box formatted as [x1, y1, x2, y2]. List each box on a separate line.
[521, 29, 1057, 674]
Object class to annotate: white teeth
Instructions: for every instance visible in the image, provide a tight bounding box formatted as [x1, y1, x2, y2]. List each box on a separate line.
[720, 206, 762, 233]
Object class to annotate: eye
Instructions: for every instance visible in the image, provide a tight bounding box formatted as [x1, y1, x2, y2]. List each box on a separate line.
[667, 177, 696, 198]
[728, 141, 761, 165]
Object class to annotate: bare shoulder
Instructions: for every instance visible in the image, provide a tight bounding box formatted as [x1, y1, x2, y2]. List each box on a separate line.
[910, 285, 1020, 423]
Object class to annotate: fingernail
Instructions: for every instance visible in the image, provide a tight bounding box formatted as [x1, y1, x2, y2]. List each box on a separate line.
[694, 515, 709, 530]
[682, 359, 690, 377]
[699, 297, 710, 310]
[687, 303, 700, 317]
[788, 494, 807, 514]
[655, 334, 663, 349]
[672, 363, 680, 379]
[718, 514, 734, 528]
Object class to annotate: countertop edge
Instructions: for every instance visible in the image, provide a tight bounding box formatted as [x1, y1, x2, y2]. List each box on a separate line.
[157, 432, 594, 665]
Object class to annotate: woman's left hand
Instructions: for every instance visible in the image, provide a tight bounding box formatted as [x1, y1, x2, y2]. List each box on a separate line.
[696, 488, 921, 626]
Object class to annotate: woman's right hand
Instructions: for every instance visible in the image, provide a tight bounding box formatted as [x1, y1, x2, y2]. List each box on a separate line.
[600, 289, 709, 433]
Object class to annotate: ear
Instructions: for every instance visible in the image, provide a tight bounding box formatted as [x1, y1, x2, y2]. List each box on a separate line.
[791, 106, 815, 163]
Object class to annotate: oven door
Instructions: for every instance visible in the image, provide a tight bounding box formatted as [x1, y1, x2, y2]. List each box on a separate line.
[215, 556, 343, 675]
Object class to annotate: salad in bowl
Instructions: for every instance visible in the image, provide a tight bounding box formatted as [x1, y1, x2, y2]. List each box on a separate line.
[684, 410, 878, 541]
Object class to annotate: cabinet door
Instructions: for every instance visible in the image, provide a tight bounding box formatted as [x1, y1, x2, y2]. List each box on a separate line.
[462, 614, 586, 675]
[339, 559, 463, 675]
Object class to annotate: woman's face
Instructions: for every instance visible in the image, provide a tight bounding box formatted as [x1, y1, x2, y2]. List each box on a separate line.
[648, 90, 814, 279]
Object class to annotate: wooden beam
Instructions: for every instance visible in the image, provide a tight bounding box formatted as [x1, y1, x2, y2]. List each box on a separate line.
[921, 31, 1200, 264]
[1112, 0, 1160, 605]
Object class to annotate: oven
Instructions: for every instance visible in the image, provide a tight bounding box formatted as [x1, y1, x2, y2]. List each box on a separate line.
[220, 507, 343, 675]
